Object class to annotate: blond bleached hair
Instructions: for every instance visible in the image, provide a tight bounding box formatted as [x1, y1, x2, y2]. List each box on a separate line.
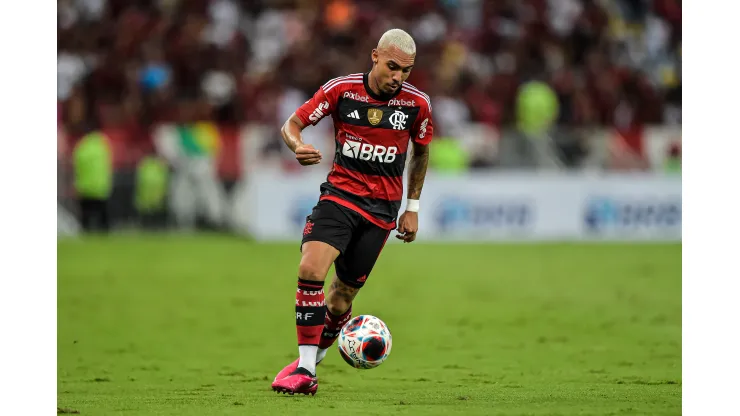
[377, 29, 416, 55]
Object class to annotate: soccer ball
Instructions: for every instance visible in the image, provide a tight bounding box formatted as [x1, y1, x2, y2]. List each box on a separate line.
[338, 315, 392, 369]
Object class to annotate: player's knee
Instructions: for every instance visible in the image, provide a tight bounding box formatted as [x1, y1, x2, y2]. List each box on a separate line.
[298, 241, 339, 282]
[298, 258, 327, 282]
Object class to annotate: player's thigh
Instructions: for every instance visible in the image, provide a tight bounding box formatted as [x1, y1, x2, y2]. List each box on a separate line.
[299, 201, 356, 280]
[334, 225, 392, 289]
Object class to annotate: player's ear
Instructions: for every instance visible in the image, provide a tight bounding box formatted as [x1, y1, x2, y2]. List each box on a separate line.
[371, 49, 378, 65]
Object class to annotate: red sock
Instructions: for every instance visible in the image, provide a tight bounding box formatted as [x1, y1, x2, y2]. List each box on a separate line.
[296, 279, 325, 346]
[318, 304, 352, 350]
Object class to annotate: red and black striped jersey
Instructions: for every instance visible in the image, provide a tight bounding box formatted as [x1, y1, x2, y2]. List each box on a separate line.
[295, 72, 434, 230]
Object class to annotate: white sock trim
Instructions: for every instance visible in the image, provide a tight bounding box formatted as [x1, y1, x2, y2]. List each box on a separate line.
[298, 345, 318, 375]
[316, 347, 328, 364]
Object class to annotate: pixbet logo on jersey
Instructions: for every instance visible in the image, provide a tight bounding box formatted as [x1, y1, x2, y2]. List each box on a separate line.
[388, 98, 415, 107]
[342, 139, 398, 163]
[343, 91, 369, 102]
[309, 101, 330, 123]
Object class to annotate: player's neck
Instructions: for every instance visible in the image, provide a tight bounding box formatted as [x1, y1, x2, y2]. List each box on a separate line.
[365, 70, 397, 102]
[367, 70, 384, 97]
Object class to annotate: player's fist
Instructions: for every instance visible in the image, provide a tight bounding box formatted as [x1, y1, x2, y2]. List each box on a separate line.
[396, 211, 418, 243]
[295, 144, 322, 166]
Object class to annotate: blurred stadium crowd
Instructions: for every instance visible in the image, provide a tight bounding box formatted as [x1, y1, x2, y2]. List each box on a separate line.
[57, 0, 681, 232]
[59, 0, 681, 167]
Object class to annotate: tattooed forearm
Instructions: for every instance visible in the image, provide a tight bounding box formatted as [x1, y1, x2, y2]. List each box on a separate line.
[407, 142, 429, 200]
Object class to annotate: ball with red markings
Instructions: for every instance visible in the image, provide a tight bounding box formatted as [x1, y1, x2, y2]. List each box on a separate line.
[337, 315, 392, 369]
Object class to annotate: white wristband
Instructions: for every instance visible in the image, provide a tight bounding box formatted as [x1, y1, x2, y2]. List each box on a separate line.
[406, 199, 420, 212]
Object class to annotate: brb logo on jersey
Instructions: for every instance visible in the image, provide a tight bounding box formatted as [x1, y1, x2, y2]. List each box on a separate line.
[309, 101, 330, 123]
[342, 139, 398, 163]
[389, 110, 408, 130]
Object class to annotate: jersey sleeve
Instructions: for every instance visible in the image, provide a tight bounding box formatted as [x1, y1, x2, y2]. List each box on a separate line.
[411, 101, 434, 146]
[295, 85, 337, 127]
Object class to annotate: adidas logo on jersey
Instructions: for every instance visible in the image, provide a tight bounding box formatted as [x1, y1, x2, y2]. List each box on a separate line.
[346, 110, 361, 119]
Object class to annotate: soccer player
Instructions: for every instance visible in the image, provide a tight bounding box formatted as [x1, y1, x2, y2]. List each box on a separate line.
[271, 28, 434, 395]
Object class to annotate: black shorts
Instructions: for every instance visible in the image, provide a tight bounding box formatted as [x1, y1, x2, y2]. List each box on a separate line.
[301, 200, 392, 289]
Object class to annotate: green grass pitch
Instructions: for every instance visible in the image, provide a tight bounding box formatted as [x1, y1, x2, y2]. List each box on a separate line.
[58, 235, 681, 415]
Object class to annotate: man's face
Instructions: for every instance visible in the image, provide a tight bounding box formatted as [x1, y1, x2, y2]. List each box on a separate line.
[372, 46, 415, 94]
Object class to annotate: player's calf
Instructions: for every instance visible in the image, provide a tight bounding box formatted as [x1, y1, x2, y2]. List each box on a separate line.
[326, 276, 360, 315]
[319, 304, 352, 350]
[315, 277, 360, 363]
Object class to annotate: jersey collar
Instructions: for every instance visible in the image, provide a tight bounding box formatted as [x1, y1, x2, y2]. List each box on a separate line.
[363, 72, 402, 102]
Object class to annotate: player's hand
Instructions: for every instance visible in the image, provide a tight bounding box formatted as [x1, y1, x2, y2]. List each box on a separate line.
[396, 211, 418, 243]
[295, 144, 322, 166]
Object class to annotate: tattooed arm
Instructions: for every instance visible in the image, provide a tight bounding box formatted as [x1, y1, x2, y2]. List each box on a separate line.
[407, 141, 430, 200]
[396, 141, 430, 243]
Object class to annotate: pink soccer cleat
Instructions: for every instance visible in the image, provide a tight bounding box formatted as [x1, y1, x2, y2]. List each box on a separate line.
[271, 368, 318, 396]
[273, 358, 299, 383]
[272, 355, 326, 383]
